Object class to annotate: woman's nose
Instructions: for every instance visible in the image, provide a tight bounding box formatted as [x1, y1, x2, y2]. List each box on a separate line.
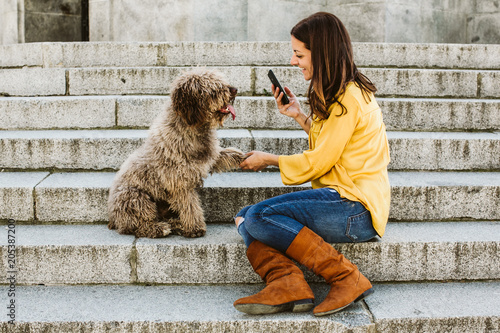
[290, 56, 298, 66]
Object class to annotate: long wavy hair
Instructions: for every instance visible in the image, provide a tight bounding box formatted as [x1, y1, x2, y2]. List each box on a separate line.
[291, 12, 376, 119]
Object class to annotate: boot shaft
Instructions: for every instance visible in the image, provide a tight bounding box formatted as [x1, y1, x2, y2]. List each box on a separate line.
[247, 240, 305, 284]
[286, 227, 356, 283]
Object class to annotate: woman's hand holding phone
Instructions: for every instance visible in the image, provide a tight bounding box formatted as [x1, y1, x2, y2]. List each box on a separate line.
[268, 70, 310, 133]
[272, 84, 301, 120]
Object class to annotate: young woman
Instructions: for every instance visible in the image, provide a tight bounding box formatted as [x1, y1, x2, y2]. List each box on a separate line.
[233, 12, 391, 317]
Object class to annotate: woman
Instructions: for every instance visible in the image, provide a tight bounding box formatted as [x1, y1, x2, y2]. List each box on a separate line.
[234, 12, 390, 317]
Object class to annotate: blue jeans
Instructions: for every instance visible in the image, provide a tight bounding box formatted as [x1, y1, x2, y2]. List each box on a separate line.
[236, 188, 378, 253]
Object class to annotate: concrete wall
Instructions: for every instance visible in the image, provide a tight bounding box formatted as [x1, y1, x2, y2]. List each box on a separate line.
[88, 0, 500, 44]
[469, 0, 500, 44]
[380, 0, 500, 44]
[24, 0, 83, 42]
[1, 0, 500, 44]
[1, 0, 22, 44]
[1, 0, 85, 45]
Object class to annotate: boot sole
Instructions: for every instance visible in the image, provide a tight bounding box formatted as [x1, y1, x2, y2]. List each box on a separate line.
[234, 298, 314, 315]
[313, 288, 374, 317]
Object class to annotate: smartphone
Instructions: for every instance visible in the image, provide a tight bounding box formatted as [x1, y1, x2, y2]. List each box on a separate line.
[267, 70, 290, 104]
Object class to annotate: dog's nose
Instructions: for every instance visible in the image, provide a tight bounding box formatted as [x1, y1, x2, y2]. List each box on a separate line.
[230, 87, 238, 96]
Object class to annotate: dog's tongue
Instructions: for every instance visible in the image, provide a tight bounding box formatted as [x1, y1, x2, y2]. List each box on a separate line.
[227, 105, 236, 120]
[221, 105, 236, 120]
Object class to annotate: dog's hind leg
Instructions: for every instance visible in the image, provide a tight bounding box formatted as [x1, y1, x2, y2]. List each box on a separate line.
[156, 200, 182, 234]
[110, 187, 172, 238]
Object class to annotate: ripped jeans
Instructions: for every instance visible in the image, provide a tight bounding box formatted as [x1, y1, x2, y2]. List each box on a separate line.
[235, 188, 378, 253]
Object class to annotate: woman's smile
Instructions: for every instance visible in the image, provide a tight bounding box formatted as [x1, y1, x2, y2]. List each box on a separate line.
[290, 36, 312, 81]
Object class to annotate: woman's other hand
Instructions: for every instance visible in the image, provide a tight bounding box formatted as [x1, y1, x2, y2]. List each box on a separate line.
[239, 151, 279, 171]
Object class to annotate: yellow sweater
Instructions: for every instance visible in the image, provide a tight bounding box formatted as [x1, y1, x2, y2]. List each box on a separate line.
[279, 82, 391, 237]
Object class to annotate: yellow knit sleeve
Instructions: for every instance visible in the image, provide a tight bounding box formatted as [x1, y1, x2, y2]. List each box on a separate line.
[279, 93, 360, 185]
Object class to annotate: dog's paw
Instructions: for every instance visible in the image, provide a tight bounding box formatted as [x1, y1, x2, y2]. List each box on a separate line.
[167, 218, 205, 237]
[167, 218, 184, 236]
[157, 222, 172, 237]
[183, 229, 206, 238]
[182, 225, 207, 238]
[134, 222, 172, 238]
[213, 147, 246, 172]
[224, 147, 246, 159]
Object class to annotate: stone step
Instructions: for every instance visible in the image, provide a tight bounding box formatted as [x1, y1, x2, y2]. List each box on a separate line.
[1, 66, 499, 98]
[1, 171, 499, 223]
[4, 281, 499, 332]
[1, 222, 499, 285]
[0, 129, 498, 171]
[1, 95, 499, 132]
[2, 41, 500, 69]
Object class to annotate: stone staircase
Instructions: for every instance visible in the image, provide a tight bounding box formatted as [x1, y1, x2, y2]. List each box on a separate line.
[0, 42, 499, 332]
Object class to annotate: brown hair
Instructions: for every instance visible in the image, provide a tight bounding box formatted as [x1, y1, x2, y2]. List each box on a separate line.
[291, 12, 376, 119]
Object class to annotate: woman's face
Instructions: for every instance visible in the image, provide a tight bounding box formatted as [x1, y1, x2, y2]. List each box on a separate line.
[290, 36, 312, 81]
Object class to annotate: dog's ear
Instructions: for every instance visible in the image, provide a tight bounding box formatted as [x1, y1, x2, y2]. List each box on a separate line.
[170, 75, 208, 127]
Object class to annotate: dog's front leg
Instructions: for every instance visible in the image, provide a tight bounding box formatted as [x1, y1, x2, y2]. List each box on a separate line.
[168, 187, 206, 238]
[210, 147, 246, 173]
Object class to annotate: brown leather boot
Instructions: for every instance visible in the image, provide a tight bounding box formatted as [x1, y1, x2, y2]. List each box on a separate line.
[286, 227, 373, 317]
[233, 241, 314, 314]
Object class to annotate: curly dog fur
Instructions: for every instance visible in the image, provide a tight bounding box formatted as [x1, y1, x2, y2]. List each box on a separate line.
[108, 68, 245, 238]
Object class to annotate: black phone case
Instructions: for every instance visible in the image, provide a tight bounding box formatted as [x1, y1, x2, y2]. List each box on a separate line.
[268, 70, 290, 104]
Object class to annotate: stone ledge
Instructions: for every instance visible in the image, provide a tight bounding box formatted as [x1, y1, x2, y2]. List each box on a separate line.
[0, 96, 116, 130]
[0, 224, 135, 284]
[0, 223, 499, 285]
[2, 281, 497, 332]
[67, 67, 253, 96]
[0, 130, 498, 171]
[1, 65, 497, 98]
[0, 284, 371, 332]
[2, 282, 498, 332]
[135, 222, 500, 284]
[1, 171, 498, 223]
[0, 68, 66, 96]
[0, 172, 49, 221]
[65, 66, 496, 98]
[254, 67, 485, 98]
[2, 96, 499, 131]
[1, 42, 500, 69]
[367, 282, 500, 333]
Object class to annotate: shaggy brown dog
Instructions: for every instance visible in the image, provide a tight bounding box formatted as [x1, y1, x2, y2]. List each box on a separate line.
[108, 69, 245, 238]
